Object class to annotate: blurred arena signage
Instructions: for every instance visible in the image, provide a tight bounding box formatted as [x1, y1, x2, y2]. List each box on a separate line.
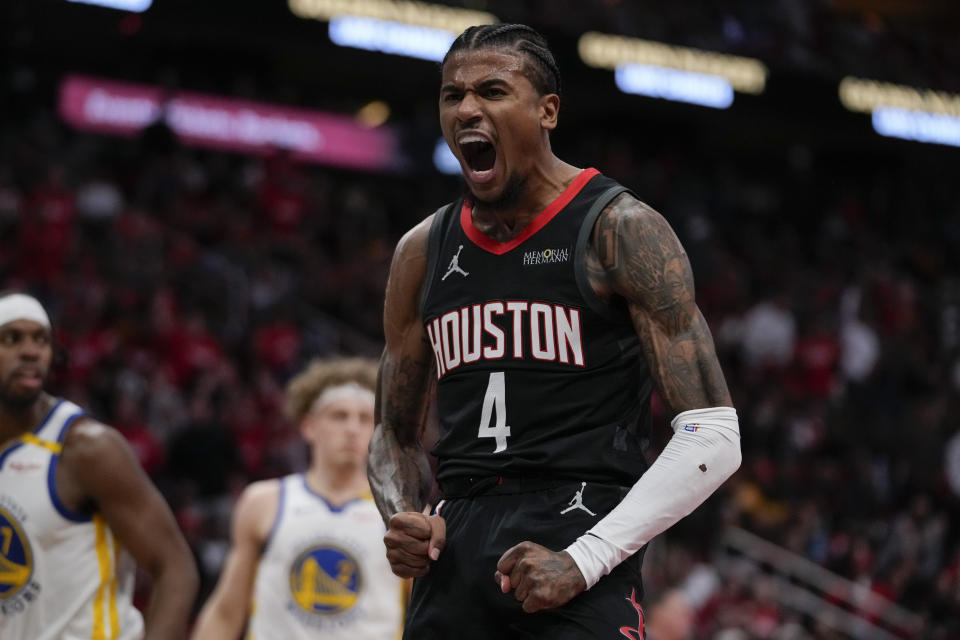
[839, 76, 960, 148]
[58, 75, 401, 170]
[288, 0, 497, 62]
[67, 0, 152, 11]
[578, 32, 767, 109]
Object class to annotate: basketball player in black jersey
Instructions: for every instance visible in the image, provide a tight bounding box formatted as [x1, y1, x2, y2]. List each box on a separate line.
[369, 24, 742, 639]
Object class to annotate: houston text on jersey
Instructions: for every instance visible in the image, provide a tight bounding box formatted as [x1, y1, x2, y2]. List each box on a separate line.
[424, 300, 585, 378]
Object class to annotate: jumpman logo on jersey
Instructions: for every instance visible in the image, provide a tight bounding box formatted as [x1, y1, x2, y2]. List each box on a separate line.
[441, 245, 469, 280]
[560, 482, 596, 515]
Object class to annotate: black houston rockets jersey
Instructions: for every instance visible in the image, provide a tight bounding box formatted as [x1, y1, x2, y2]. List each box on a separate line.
[420, 168, 654, 487]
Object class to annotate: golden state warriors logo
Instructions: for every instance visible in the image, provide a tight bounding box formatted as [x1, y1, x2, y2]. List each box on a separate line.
[288, 545, 361, 618]
[0, 505, 33, 602]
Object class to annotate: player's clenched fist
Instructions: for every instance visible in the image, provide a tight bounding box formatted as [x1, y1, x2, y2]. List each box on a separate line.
[494, 541, 587, 613]
[384, 511, 446, 578]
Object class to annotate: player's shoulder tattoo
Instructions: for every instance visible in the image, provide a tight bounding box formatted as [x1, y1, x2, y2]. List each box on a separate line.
[591, 193, 693, 314]
[592, 195, 731, 409]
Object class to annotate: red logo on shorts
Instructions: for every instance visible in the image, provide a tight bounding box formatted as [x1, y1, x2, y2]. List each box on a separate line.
[619, 588, 645, 640]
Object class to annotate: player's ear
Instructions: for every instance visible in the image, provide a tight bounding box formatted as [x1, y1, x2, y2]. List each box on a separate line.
[539, 93, 559, 131]
[299, 415, 315, 441]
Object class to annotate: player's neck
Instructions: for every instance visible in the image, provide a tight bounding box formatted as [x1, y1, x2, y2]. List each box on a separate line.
[304, 464, 370, 506]
[0, 392, 56, 445]
[472, 158, 581, 237]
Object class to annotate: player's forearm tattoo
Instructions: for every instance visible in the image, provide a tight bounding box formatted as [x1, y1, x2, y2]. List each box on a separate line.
[369, 348, 434, 522]
[590, 194, 731, 412]
[381, 348, 432, 431]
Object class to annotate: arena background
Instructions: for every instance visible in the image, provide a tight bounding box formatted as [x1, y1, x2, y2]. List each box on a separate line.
[2, 1, 959, 637]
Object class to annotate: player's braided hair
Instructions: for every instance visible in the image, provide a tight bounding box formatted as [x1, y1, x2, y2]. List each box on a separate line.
[443, 23, 561, 97]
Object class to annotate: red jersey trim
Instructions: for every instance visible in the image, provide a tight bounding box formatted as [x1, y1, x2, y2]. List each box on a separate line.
[460, 168, 601, 255]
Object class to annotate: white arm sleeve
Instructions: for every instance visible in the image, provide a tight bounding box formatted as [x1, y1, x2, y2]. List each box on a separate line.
[565, 406, 741, 589]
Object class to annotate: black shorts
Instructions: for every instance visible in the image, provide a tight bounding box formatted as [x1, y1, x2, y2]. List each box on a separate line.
[404, 478, 647, 640]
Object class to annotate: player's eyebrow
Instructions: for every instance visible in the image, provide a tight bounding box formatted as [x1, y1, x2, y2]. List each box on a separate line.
[475, 78, 510, 91]
[440, 77, 511, 94]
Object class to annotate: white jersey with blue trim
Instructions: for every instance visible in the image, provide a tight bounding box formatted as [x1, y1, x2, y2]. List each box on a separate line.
[0, 399, 144, 640]
[247, 473, 404, 640]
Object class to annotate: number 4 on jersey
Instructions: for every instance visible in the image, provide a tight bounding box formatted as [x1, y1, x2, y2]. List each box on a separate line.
[478, 372, 511, 453]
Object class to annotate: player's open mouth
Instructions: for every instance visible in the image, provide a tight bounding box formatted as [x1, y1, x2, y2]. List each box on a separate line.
[12, 369, 42, 389]
[459, 136, 497, 179]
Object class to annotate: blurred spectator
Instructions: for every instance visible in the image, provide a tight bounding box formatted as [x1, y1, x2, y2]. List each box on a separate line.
[838, 286, 880, 384]
[740, 296, 796, 373]
[646, 589, 696, 640]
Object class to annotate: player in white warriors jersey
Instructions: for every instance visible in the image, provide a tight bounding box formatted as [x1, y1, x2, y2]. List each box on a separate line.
[192, 357, 405, 640]
[0, 292, 198, 640]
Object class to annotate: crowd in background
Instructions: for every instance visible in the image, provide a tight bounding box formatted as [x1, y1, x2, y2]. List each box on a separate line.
[2, 2, 959, 636]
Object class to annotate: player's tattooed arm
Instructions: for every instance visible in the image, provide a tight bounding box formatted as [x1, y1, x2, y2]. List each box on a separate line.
[589, 194, 732, 412]
[372, 349, 434, 519]
[369, 218, 436, 523]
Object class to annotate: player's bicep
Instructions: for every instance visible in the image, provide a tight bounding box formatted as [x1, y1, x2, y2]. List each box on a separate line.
[378, 220, 436, 442]
[594, 194, 696, 326]
[64, 423, 192, 576]
[595, 197, 731, 411]
[382, 219, 432, 347]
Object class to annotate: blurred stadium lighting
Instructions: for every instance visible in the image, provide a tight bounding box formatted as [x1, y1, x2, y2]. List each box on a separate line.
[289, 0, 497, 59]
[872, 108, 960, 147]
[355, 100, 391, 128]
[839, 76, 960, 147]
[433, 138, 461, 175]
[329, 16, 455, 62]
[67, 0, 152, 11]
[839, 76, 960, 115]
[615, 64, 734, 109]
[579, 31, 767, 95]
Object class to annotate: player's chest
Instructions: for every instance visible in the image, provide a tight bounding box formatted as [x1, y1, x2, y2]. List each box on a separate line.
[0, 450, 71, 547]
